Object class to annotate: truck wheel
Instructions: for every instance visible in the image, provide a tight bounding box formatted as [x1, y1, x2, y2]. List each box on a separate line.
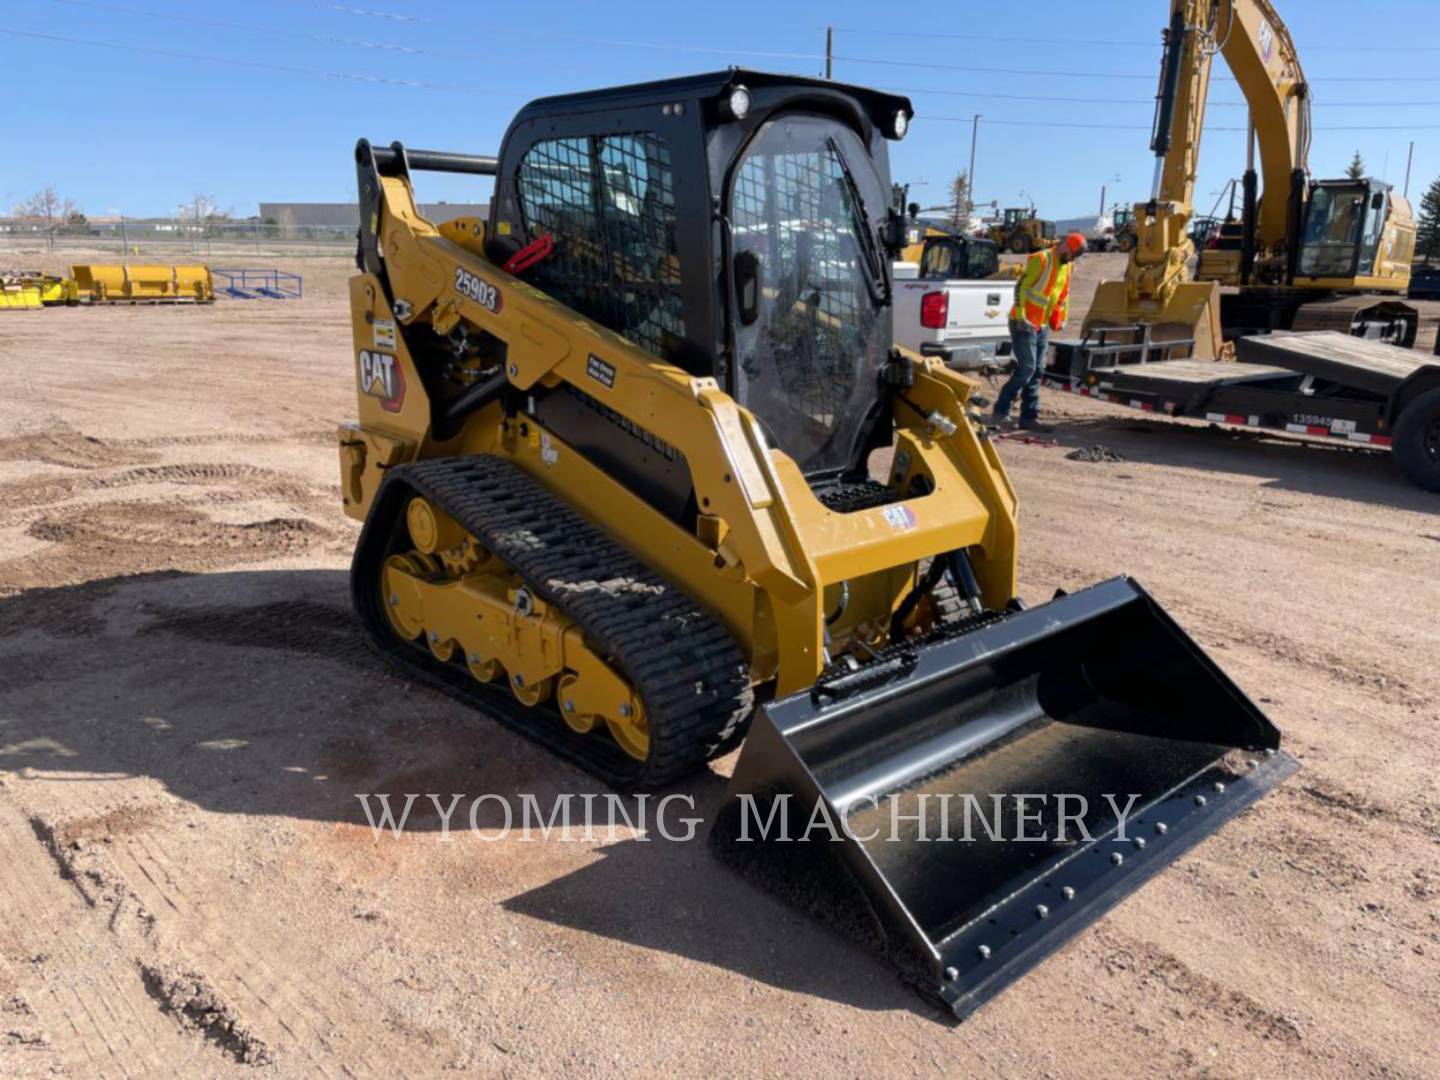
[1010, 234, 1031, 254]
[1392, 387, 1440, 492]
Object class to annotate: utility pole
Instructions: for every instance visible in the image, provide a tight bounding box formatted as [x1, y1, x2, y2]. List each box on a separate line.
[967, 115, 981, 218]
[1404, 140, 1414, 198]
[824, 26, 833, 79]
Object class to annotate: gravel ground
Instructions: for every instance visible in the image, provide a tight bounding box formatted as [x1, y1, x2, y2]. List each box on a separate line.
[0, 254, 1436, 1077]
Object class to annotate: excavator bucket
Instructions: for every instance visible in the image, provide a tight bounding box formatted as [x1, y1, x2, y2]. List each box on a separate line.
[1083, 279, 1223, 360]
[711, 576, 1296, 1018]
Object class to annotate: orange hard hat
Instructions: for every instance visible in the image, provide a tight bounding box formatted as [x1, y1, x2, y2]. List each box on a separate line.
[1062, 232, 1087, 255]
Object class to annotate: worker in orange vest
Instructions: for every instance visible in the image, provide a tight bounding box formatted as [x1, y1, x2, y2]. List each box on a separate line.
[991, 232, 1086, 432]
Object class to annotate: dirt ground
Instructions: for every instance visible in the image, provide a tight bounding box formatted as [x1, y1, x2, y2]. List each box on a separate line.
[0, 253, 1437, 1078]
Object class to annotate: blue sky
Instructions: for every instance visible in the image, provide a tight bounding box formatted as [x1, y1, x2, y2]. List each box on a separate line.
[2, 0, 1437, 220]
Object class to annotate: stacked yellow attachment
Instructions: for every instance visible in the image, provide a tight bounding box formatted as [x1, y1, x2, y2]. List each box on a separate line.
[69, 264, 214, 303]
[0, 271, 77, 310]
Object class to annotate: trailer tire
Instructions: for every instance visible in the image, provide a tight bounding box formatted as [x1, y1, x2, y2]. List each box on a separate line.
[1391, 386, 1440, 493]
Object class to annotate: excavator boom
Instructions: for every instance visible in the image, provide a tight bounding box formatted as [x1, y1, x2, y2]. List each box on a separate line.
[1085, 0, 1416, 355]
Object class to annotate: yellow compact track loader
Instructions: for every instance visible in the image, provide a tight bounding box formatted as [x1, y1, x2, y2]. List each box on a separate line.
[340, 70, 1295, 1017]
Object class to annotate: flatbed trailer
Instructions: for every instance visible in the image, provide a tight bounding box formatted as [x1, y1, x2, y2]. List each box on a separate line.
[1043, 330, 1440, 492]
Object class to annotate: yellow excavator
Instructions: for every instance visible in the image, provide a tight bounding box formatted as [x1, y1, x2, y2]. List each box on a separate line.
[1085, 0, 1418, 358]
[339, 70, 1294, 1017]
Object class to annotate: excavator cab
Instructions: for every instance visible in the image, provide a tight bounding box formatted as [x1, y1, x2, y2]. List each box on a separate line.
[1296, 179, 1407, 285]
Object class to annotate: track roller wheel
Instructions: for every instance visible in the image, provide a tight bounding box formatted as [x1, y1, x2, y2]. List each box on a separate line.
[382, 553, 436, 641]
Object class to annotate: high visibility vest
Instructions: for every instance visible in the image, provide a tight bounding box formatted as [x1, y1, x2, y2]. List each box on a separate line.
[1009, 249, 1071, 331]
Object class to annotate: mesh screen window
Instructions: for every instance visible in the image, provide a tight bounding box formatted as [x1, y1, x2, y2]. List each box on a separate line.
[516, 133, 685, 359]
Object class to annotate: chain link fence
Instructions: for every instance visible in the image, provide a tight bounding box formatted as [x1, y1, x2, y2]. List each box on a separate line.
[0, 219, 355, 260]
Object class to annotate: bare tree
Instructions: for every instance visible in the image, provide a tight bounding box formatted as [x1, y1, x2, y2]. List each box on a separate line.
[274, 206, 297, 240]
[948, 170, 972, 231]
[13, 186, 80, 252]
[182, 193, 232, 238]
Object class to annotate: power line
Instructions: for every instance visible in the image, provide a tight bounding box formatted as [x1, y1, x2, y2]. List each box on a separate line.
[276, 0, 431, 23]
[6, 25, 1439, 136]
[828, 25, 1440, 52]
[51, 0, 460, 57]
[0, 27, 494, 94]
[840, 53, 1440, 82]
[46, 1, 1440, 90]
[883, 84, 1440, 108]
[919, 114, 1440, 132]
[46, 1, 827, 66]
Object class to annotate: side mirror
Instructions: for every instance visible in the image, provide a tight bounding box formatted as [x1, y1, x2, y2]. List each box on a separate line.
[879, 208, 908, 256]
[734, 250, 762, 326]
[907, 202, 921, 219]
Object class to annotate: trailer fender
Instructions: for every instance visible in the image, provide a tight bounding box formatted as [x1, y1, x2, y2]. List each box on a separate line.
[1387, 365, 1440, 430]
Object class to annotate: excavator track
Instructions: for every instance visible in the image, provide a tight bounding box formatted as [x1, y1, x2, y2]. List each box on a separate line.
[1290, 295, 1418, 348]
[351, 455, 753, 788]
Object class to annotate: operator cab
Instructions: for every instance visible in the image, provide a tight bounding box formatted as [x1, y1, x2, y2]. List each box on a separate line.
[1296, 178, 1393, 281]
[919, 235, 1000, 281]
[486, 69, 913, 481]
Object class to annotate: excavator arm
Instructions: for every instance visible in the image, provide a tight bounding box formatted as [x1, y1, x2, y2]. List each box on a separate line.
[1087, 0, 1310, 356]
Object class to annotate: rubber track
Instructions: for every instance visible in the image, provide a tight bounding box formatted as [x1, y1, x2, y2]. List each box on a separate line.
[351, 455, 754, 789]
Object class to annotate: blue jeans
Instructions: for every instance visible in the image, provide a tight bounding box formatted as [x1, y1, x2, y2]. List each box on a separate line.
[994, 319, 1050, 422]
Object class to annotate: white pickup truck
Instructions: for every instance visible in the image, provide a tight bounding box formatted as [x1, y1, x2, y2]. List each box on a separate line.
[892, 235, 1013, 370]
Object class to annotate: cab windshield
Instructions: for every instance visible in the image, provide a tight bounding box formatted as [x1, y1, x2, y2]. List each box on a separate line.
[728, 115, 890, 476]
[1298, 184, 1369, 278]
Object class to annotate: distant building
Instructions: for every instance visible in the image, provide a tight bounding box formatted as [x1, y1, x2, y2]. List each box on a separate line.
[258, 202, 489, 227]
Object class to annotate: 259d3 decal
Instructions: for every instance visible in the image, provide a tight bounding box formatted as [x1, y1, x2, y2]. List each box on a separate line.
[455, 267, 503, 314]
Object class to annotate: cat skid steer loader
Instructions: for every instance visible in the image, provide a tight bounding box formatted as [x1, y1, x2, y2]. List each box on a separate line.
[339, 70, 1295, 1018]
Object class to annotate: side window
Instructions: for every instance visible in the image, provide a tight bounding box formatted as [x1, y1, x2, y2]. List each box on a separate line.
[920, 239, 956, 280]
[967, 243, 999, 278]
[1357, 191, 1387, 275]
[516, 132, 685, 359]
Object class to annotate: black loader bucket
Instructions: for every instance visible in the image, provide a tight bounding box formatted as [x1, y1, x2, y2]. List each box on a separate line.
[710, 576, 1297, 1019]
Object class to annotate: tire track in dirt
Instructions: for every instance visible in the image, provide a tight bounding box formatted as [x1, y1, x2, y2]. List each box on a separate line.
[0, 463, 328, 514]
[118, 826, 393, 1078]
[0, 794, 215, 1077]
[1, 502, 340, 593]
[1090, 926, 1307, 1048]
[0, 427, 329, 473]
[0, 426, 156, 471]
[8, 778, 409, 1076]
[125, 430, 334, 451]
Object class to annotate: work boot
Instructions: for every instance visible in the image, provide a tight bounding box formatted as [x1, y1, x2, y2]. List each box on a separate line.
[1018, 416, 1055, 434]
[988, 411, 1016, 430]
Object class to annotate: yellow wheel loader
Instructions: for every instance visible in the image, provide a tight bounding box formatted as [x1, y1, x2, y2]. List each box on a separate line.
[339, 70, 1295, 1018]
[984, 206, 1057, 255]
